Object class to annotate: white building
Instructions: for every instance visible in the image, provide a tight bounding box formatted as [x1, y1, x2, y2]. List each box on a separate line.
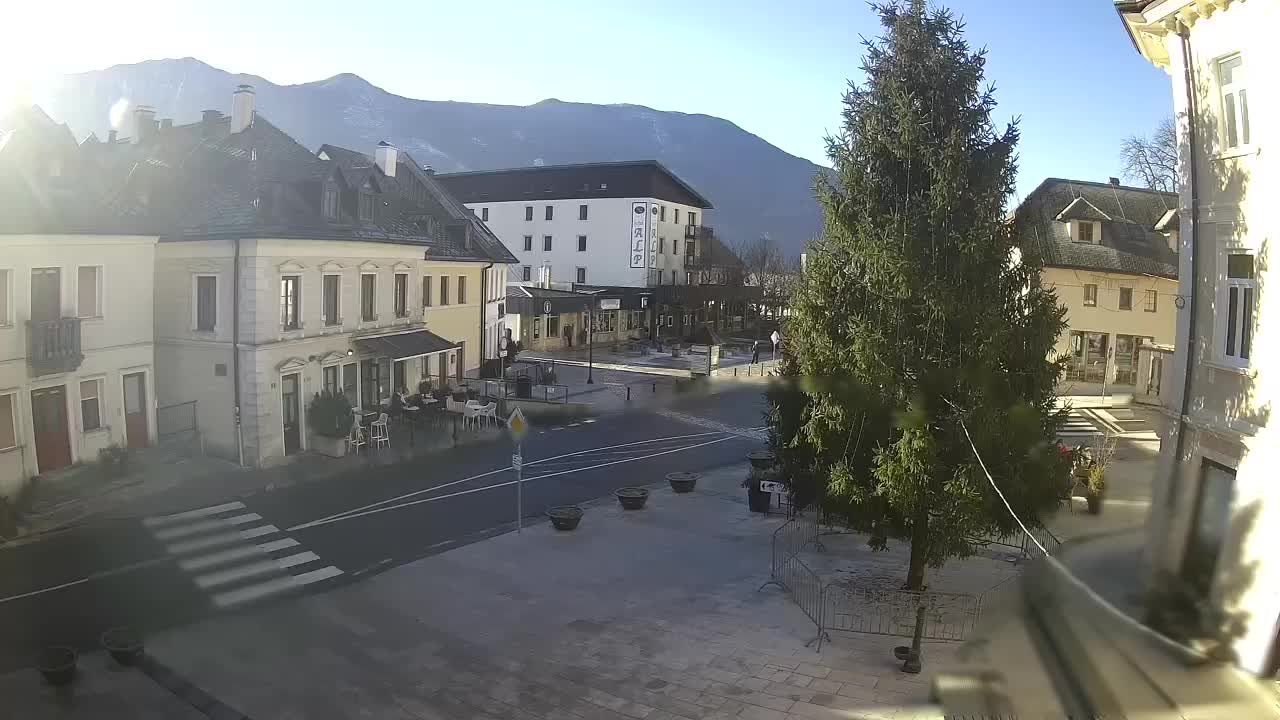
[437, 161, 715, 289]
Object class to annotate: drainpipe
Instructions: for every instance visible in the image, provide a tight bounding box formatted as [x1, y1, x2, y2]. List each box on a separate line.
[233, 237, 244, 468]
[480, 262, 493, 375]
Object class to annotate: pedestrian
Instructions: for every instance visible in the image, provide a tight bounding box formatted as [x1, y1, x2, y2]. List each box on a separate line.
[751, 340, 760, 364]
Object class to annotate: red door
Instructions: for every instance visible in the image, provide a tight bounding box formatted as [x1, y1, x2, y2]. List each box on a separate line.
[123, 372, 149, 449]
[30, 386, 72, 473]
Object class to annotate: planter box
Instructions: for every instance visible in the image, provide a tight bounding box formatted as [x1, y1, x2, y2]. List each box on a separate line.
[747, 450, 776, 470]
[547, 505, 583, 531]
[667, 472, 698, 494]
[615, 487, 649, 510]
[36, 646, 77, 686]
[311, 434, 347, 458]
[101, 627, 144, 666]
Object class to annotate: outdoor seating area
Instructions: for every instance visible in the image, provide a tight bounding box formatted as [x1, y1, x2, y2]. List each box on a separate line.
[344, 386, 500, 456]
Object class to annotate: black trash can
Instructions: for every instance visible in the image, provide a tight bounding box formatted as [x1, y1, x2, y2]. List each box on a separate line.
[748, 482, 772, 513]
[516, 375, 533, 399]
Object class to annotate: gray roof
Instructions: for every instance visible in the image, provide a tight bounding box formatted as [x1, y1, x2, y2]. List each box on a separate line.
[1015, 178, 1178, 280]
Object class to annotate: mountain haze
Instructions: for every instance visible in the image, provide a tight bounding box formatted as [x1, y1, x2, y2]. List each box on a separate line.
[34, 58, 822, 257]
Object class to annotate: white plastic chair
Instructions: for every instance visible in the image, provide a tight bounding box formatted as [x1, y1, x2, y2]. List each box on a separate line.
[348, 417, 367, 455]
[370, 412, 390, 449]
[462, 402, 482, 431]
[481, 402, 497, 427]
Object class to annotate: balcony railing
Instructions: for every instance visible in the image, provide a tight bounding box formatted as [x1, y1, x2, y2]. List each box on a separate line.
[684, 224, 714, 241]
[28, 318, 83, 376]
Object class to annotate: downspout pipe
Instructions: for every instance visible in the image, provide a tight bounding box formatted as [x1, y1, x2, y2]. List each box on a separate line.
[480, 262, 494, 375]
[233, 237, 244, 468]
[1168, 24, 1199, 503]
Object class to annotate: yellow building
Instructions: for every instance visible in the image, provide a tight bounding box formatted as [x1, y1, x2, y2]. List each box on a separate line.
[1015, 178, 1179, 391]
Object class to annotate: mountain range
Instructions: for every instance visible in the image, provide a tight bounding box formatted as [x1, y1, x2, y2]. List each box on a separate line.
[31, 57, 823, 258]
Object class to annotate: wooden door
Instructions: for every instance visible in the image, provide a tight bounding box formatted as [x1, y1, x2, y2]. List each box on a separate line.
[30, 386, 71, 473]
[30, 268, 61, 321]
[281, 373, 301, 455]
[122, 372, 149, 449]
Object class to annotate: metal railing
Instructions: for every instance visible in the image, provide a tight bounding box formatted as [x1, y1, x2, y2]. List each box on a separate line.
[464, 378, 569, 404]
[156, 400, 203, 454]
[824, 585, 979, 642]
[760, 512, 827, 649]
[27, 317, 83, 375]
[973, 525, 1062, 559]
[715, 360, 780, 378]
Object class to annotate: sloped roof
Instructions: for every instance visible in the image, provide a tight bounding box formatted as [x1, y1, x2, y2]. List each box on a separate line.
[1054, 196, 1112, 222]
[437, 160, 713, 209]
[1015, 178, 1178, 279]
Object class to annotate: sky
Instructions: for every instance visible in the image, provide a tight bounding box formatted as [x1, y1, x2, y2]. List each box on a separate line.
[1, 0, 1171, 200]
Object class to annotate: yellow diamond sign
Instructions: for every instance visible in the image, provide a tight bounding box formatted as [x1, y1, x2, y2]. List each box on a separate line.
[506, 407, 529, 443]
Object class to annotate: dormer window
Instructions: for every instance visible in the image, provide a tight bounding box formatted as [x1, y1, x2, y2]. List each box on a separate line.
[359, 192, 375, 221]
[322, 186, 339, 220]
[1077, 221, 1095, 244]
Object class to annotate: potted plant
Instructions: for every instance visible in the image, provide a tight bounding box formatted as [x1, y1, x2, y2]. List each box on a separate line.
[99, 444, 129, 479]
[667, 472, 698, 494]
[615, 487, 649, 510]
[36, 646, 77, 686]
[307, 390, 352, 458]
[1083, 433, 1118, 515]
[546, 505, 583, 531]
[101, 626, 144, 666]
[417, 379, 434, 396]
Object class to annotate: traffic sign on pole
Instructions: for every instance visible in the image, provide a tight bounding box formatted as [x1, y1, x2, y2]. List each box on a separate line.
[506, 407, 529, 443]
[511, 453, 523, 471]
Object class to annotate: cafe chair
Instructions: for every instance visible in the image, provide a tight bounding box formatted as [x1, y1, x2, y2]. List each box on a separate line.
[370, 412, 391, 449]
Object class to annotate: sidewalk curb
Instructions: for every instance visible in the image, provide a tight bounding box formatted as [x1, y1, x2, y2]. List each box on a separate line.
[139, 654, 253, 719]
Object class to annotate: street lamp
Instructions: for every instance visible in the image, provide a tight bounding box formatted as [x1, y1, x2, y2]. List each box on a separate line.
[585, 301, 594, 384]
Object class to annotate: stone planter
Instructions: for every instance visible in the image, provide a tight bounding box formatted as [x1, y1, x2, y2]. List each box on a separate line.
[311, 433, 347, 458]
[615, 487, 649, 510]
[666, 472, 698, 494]
[1086, 492, 1104, 515]
[36, 646, 77, 686]
[547, 505, 583, 531]
[101, 626, 144, 666]
[747, 450, 776, 470]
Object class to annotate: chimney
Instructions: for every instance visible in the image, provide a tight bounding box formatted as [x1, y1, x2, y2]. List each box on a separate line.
[160, 118, 173, 130]
[132, 105, 156, 144]
[422, 164, 434, 175]
[231, 84, 255, 134]
[107, 129, 117, 143]
[1108, 177, 1120, 186]
[374, 141, 397, 177]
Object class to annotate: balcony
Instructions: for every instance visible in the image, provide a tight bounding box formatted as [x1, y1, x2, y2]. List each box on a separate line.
[28, 318, 83, 376]
[684, 224, 713, 241]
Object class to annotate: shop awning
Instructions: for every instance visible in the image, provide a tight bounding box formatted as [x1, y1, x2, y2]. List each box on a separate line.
[354, 329, 458, 361]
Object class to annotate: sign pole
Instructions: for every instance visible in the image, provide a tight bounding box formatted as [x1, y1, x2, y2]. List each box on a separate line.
[506, 407, 528, 534]
[516, 439, 523, 533]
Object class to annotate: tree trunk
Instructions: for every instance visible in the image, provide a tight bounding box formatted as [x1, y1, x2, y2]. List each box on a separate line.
[905, 504, 929, 590]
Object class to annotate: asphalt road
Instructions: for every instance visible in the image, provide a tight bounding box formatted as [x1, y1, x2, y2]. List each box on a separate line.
[0, 385, 769, 672]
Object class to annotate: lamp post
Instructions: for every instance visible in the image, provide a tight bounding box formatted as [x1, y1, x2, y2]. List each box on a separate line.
[586, 301, 594, 384]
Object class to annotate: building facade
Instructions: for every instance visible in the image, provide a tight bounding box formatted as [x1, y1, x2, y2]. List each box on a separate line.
[1118, 0, 1279, 674]
[437, 162, 714, 289]
[1015, 178, 1179, 389]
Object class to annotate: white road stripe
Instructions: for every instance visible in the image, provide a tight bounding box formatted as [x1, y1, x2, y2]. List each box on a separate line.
[166, 524, 280, 554]
[195, 551, 320, 589]
[153, 513, 263, 541]
[212, 566, 343, 608]
[179, 538, 300, 571]
[143, 502, 247, 527]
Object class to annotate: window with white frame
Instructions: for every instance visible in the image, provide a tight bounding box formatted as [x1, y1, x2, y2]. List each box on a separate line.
[577, 235, 587, 252]
[394, 273, 409, 317]
[579, 204, 588, 220]
[1076, 222, 1096, 244]
[543, 235, 552, 251]
[1083, 284, 1097, 307]
[576, 267, 586, 283]
[521, 266, 531, 282]
[0, 392, 15, 450]
[0, 269, 10, 326]
[523, 235, 533, 251]
[323, 365, 339, 395]
[360, 273, 377, 321]
[1144, 289, 1158, 313]
[280, 275, 301, 330]
[1222, 252, 1256, 365]
[195, 275, 217, 331]
[481, 207, 489, 222]
[1218, 55, 1250, 150]
[80, 378, 103, 432]
[422, 275, 432, 308]
[78, 266, 103, 318]
[323, 274, 341, 325]
[322, 186, 340, 220]
[1119, 286, 1133, 311]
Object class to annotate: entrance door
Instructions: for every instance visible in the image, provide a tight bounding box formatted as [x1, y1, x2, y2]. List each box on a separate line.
[122, 372, 149, 449]
[30, 268, 61, 321]
[281, 373, 301, 456]
[30, 386, 72, 473]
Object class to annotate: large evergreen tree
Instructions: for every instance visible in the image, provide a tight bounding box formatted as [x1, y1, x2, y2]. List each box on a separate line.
[768, 1, 1069, 595]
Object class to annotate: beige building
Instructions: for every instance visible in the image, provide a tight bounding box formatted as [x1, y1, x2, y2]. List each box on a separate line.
[87, 87, 514, 466]
[1016, 177, 1179, 389]
[1118, 0, 1280, 674]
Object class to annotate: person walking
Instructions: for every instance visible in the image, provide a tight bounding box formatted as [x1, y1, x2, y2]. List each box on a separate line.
[751, 340, 761, 364]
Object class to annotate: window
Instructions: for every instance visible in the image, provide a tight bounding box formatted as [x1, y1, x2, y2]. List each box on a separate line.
[548, 316, 559, 337]
[543, 235, 552, 251]
[674, 208, 680, 225]
[659, 237, 665, 254]
[394, 273, 408, 317]
[359, 193, 375, 220]
[1218, 55, 1250, 150]
[0, 393, 15, 450]
[577, 235, 587, 252]
[481, 207, 489, 221]
[1186, 460, 1236, 595]
[195, 275, 217, 331]
[689, 212, 697, 226]
[323, 275, 340, 325]
[0, 269, 9, 326]
[323, 365, 339, 395]
[342, 363, 358, 406]
[393, 359, 406, 394]
[579, 204, 588, 220]
[457, 275, 466, 304]
[533, 317, 542, 339]
[422, 276, 432, 308]
[1077, 222, 1095, 244]
[322, 187, 339, 219]
[440, 276, 450, 306]
[361, 273, 376, 321]
[1083, 284, 1097, 307]
[361, 360, 385, 407]
[659, 205, 666, 222]
[686, 272, 693, 285]
[671, 270, 676, 285]
[1119, 287, 1133, 311]
[525, 206, 533, 221]
[80, 379, 102, 432]
[523, 235, 533, 251]
[545, 205, 554, 221]
[1223, 252, 1256, 364]
[78, 266, 102, 318]
[521, 266, 531, 282]
[686, 241, 695, 259]
[1145, 289, 1158, 313]
[576, 267, 586, 283]
[281, 275, 301, 329]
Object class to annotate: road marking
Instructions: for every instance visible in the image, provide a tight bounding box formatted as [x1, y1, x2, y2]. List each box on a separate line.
[289, 434, 740, 532]
[153, 513, 263, 541]
[287, 430, 729, 532]
[166, 524, 281, 554]
[194, 551, 320, 589]
[211, 566, 343, 609]
[179, 538, 300, 571]
[0, 556, 171, 605]
[142, 501, 247, 527]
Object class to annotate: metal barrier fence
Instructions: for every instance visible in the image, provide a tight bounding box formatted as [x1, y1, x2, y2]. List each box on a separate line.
[156, 400, 202, 454]
[760, 513, 827, 649]
[465, 379, 570, 404]
[714, 360, 780, 378]
[975, 525, 1062, 559]
[824, 585, 980, 642]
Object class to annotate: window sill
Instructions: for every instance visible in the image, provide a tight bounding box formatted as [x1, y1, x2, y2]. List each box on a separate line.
[1205, 359, 1255, 377]
[0, 445, 19, 456]
[78, 315, 105, 323]
[191, 329, 218, 336]
[1213, 146, 1258, 162]
[82, 427, 109, 437]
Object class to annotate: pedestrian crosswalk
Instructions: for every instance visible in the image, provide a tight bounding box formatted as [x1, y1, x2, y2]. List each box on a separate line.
[1059, 409, 1099, 438]
[143, 501, 342, 610]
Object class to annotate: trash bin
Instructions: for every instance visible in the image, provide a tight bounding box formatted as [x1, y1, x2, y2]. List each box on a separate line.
[516, 376, 533, 399]
[748, 481, 771, 513]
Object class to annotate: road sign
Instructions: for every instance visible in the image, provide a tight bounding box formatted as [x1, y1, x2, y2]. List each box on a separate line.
[760, 480, 786, 494]
[506, 407, 529, 442]
[511, 453, 522, 471]
[543, 300, 552, 314]
[770, 330, 781, 346]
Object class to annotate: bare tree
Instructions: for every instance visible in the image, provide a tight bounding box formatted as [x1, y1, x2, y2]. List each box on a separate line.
[1120, 116, 1178, 193]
